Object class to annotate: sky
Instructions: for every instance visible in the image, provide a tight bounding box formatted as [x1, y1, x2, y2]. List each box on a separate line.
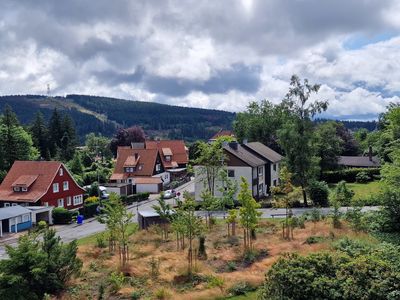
[0, 0, 400, 120]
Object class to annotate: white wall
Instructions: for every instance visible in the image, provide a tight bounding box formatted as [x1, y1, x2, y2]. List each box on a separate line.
[137, 183, 159, 194]
[270, 162, 280, 187]
[194, 165, 253, 201]
[153, 172, 170, 185]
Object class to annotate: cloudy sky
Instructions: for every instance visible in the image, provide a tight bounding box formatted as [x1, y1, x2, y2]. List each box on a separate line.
[1, 0, 400, 119]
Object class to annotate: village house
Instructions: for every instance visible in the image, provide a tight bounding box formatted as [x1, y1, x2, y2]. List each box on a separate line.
[0, 161, 86, 210]
[338, 146, 381, 168]
[109, 140, 189, 194]
[195, 141, 282, 201]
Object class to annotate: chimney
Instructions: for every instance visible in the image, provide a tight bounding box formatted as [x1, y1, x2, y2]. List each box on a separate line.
[134, 153, 139, 160]
[368, 146, 373, 161]
[228, 141, 238, 150]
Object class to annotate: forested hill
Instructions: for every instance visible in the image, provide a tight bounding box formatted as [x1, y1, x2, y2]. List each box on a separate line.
[0, 95, 235, 142]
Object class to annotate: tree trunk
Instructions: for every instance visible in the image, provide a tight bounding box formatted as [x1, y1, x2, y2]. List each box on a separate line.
[302, 186, 308, 207]
[232, 222, 236, 236]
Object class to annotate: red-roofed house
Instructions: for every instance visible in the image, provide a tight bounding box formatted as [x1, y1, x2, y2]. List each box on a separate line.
[0, 161, 86, 210]
[110, 140, 189, 194]
[208, 129, 235, 143]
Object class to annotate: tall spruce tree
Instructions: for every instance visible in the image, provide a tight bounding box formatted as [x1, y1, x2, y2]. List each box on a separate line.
[60, 114, 77, 161]
[30, 112, 50, 160]
[48, 108, 63, 157]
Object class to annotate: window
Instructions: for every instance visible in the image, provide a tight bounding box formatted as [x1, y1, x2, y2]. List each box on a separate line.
[273, 179, 277, 186]
[156, 164, 161, 172]
[273, 164, 277, 172]
[12, 203, 17, 206]
[165, 155, 171, 162]
[4, 203, 10, 207]
[63, 181, 69, 191]
[125, 167, 135, 173]
[67, 196, 71, 206]
[73, 195, 83, 205]
[53, 183, 59, 193]
[228, 170, 235, 178]
[59, 168, 63, 176]
[22, 214, 30, 222]
[138, 164, 143, 170]
[57, 198, 64, 207]
[13, 187, 20, 192]
[21, 187, 27, 192]
[44, 202, 49, 207]
[258, 166, 263, 176]
[259, 183, 264, 194]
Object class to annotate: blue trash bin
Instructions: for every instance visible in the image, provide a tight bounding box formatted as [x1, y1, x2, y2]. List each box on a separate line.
[77, 215, 84, 225]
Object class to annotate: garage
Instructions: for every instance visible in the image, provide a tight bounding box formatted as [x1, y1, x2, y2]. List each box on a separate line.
[134, 177, 162, 194]
[28, 206, 53, 225]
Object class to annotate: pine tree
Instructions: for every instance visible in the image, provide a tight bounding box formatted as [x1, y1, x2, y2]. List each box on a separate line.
[48, 109, 63, 157]
[30, 112, 50, 160]
[60, 114, 77, 161]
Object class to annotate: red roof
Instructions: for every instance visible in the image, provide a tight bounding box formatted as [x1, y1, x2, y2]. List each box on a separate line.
[112, 147, 159, 179]
[0, 161, 84, 203]
[210, 130, 235, 140]
[146, 140, 188, 168]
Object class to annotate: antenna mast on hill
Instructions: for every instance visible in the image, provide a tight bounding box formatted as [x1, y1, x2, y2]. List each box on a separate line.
[47, 84, 51, 97]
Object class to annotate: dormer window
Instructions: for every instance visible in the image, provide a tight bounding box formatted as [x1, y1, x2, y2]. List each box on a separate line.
[59, 168, 63, 176]
[21, 187, 27, 192]
[165, 155, 171, 162]
[125, 167, 135, 173]
[13, 187, 20, 192]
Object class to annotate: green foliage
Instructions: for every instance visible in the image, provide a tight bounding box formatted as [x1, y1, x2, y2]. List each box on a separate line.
[108, 272, 125, 294]
[0, 105, 38, 170]
[228, 281, 256, 296]
[259, 245, 400, 300]
[85, 133, 112, 159]
[198, 236, 207, 260]
[355, 171, 371, 183]
[52, 207, 76, 224]
[0, 229, 82, 299]
[237, 177, 261, 251]
[152, 196, 172, 240]
[37, 220, 48, 230]
[315, 121, 343, 172]
[148, 257, 160, 279]
[206, 275, 224, 290]
[379, 189, 400, 232]
[154, 287, 171, 300]
[79, 201, 99, 218]
[233, 100, 286, 152]
[30, 111, 50, 160]
[308, 181, 329, 206]
[131, 290, 144, 300]
[321, 167, 380, 183]
[95, 233, 107, 248]
[330, 181, 354, 206]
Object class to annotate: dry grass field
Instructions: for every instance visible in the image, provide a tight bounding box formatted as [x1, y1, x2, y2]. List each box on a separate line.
[60, 218, 374, 300]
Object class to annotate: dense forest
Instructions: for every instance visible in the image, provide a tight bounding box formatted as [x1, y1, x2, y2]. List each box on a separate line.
[0, 95, 379, 143]
[0, 95, 235, 142]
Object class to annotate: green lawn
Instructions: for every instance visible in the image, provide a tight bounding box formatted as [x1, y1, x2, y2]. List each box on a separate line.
[329, 180, 384, 200]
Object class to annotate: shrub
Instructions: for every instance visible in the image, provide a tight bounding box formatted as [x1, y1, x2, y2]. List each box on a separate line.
[228, 281, 256, 296]
[131, 290, 144, 300]
[355, 171, 371, 183]
[198, 236, 207, 260]
[308, 181, 329, 207]
[79, 202, 99, 218]
[206, 275, 225, 290]
[321, 167, 380, 183]
[305, 236, 325, 244]
[37, 220, 47, 230]
[52, 207, 75, 224]
[108, 272, 125, 294]
[96, 233, 107, 248]
[226, 261, 237, 272]
[85, 196, 99, 204]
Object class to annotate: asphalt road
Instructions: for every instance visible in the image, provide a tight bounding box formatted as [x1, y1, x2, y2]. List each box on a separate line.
[0, 178, 379, 259]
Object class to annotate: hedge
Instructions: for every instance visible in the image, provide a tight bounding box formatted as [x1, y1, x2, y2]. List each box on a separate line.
[122, 192, 150, 205]
[79, 202, 99, 218]
[52, 208, 78, 224]
[321, 168, 380, 183]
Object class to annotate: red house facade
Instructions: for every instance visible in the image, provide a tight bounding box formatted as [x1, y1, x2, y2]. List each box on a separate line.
[0, 161, 85, 210]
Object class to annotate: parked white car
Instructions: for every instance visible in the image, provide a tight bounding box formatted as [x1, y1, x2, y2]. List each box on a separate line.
[163, 189, 176, 199]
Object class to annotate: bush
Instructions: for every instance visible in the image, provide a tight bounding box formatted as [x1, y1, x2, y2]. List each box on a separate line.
[52, 207, 76, 224]
[96, 233, 107, 248]
[85, 196, 99, 204]
[228, 281, 256, 296]
[79, 202, 99, 218]
[154, 288, 171, 300]
[321, 167, 380, 183]
[108, 272, 125, 294]
[122, 193, 151, 205]
[308, 181, 329, 207]
[131, 290, 144, 300]
[355, 171, 371, 183]
[37, 220, 47, 230]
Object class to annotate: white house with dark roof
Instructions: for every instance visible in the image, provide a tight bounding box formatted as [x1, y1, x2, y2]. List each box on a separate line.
[195, 141, 282, 201]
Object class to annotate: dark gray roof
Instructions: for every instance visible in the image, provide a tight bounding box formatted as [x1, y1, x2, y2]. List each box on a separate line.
[0, 205, 31, 220]
[223, 144, 265, 167]
[243, 142, 283, 163]
[338, 156, 381, 168]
